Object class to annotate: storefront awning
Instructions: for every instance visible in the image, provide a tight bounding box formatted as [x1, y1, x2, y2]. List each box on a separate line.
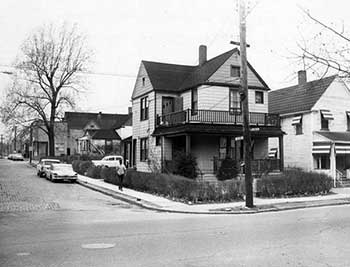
[335, 144, 350, 154]
[320, 110, 334, 120]
[312, 142, 331, 154]
[268, 148, 278, 158]
[291, 115, 302, 125]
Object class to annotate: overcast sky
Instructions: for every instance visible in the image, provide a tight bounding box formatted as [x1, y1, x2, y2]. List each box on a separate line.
[0, 0, 349, 136]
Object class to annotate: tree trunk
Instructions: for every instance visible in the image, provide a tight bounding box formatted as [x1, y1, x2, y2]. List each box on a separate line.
[48, 127, 55, 156]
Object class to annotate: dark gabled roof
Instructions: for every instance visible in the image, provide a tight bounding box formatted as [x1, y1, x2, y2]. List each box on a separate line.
[142, 61, 195, 92]
[179, 49, 238, 90]
[269, 75, 337, 115]
[65, 112, 130, 130]
[316, 131, 350, 142]
[141, 48, 268, 95]
[86, 129, 121, 140]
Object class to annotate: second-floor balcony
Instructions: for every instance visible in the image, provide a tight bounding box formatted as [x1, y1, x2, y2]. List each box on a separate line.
[156, 109, 280, 128]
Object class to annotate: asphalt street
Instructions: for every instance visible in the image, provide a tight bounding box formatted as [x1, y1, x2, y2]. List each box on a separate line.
[1, 159, 350, 267]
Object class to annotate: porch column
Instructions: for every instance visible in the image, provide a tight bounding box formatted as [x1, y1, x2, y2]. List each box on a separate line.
[330, 142, 336, 187]
[278, 135, 284, 171]
[185, 135, 191, 155]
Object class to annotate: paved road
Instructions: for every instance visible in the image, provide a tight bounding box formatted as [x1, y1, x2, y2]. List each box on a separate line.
[1, 159, 350, 267]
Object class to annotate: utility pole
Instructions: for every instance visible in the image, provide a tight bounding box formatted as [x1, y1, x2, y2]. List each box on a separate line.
[239, 0, 254, 208]
[0, 134, 3, 158]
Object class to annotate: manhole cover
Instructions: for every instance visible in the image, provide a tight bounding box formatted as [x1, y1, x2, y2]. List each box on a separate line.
[81, 243, 116, 249]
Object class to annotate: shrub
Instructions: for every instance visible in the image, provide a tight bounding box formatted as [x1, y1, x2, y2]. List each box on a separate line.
[216, 158, 239, 181]
[172, 152, 198, 179]
[79, 161, 93, 175]
[86, 165, 103, 179]
[107, 170, 244, 203]
[101, 167, 118, 184]
[259, 169, 333, 197]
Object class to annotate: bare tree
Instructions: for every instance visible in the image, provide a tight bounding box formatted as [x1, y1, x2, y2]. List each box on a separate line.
[1, 23, 91, 156]
[295, 8, 350, 78]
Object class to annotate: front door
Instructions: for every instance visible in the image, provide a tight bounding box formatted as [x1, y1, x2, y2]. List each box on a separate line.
[162, 97, 174, 115]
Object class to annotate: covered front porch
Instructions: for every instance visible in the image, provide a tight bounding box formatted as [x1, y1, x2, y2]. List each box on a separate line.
[157, 129, 284, 181]
[313, 132, 350, 186]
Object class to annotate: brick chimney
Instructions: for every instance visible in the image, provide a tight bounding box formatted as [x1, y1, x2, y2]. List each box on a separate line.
[199, 45, 207, 66]
[298, 70, 307, 85]
[128, 107, 132, 115]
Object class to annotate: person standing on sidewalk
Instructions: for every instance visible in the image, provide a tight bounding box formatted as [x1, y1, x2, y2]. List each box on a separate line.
[116, 159, 127, 191]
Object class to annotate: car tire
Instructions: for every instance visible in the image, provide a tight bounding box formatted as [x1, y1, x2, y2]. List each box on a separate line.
[37, 171, 40, 176]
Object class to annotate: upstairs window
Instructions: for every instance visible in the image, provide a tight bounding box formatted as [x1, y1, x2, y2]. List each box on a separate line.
[229, 88, 241, 114]
[140, 96, 149, 121]
[255, 91, 264, 104]
[291, 115, 303, 135]
[142, 77, 145, 86]
[347, 111, 350, 131]
[230, 65, 240, 78]
[191, 88, 198, 115]
[320, 110, 333, 130]
[140, 138, 149, 161]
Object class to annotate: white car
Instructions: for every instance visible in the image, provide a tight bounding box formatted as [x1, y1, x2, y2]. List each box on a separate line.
[92, 155, 123, 168]
[45, 163, 78, 182]
[8, 153, 24, 161]
[37, 159, 61, 177]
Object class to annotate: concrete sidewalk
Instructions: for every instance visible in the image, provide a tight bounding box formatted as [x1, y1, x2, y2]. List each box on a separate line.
[77, 175, 350, 214]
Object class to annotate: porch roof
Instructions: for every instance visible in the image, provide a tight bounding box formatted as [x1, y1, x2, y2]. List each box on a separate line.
[86, 129, 121, 140]
[152, 124, 284, 137]
[315, 131, 350, 143]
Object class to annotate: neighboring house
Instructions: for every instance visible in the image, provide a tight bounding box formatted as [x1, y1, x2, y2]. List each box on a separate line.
[31, 111, 132, 159]
[66, 111, 132, 158]
[131, 45, 284, 181]
[32, 121, 68, 159]
[269, 71, 350, 183]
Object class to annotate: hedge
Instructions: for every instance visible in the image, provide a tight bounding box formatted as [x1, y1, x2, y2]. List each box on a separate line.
[104, 169, 245, 203]
[259, 169, 333, 197]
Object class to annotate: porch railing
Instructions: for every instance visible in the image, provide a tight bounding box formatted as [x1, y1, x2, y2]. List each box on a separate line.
[213, 157, 280, 173]
[156, 109, 280, 127]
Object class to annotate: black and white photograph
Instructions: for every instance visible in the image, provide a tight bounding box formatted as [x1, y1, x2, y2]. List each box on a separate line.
[1, 0, 350, 266]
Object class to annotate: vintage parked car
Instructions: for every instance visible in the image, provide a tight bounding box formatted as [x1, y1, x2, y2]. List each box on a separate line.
[92, 155, 123, 168]
[8, 153, 24, 161]
[45, 163, 78, 182]
[37, 158, 61, 177]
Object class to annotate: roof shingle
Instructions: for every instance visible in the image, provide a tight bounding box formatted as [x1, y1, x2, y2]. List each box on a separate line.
[268, 75, 337, 115]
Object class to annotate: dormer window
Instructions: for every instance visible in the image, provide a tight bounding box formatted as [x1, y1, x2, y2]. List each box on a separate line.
[90, 125, 94, 128]
[230, 65, 240, 78]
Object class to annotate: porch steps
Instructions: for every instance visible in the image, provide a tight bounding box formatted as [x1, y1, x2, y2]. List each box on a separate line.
[336, 178, 350, 188]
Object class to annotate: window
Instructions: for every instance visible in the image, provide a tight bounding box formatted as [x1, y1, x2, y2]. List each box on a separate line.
[229, 88, 241, 114]
[347, 111, 350, 131]
[142, 77, 145, 86]
[140, 138, 148, 161]
[314, 155, 330, 169]
[321, 113, 329, 130]
[191, 88, 198, 115]
[140, 96, 149, 121]
[291, 115, 303, 135]
[156, 136, 161, 146]
[230, 65, 240, 77]
[219, 137, 227, 159]
[255, 91, 264, 104]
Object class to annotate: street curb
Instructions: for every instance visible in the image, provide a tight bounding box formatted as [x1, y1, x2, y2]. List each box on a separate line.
[76, 178, 350, 215]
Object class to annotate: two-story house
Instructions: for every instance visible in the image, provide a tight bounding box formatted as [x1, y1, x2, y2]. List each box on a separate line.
[269, 71, 350, 184]
[131, 45, 284, 181]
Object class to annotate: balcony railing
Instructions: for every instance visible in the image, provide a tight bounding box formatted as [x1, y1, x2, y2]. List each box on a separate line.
[156, 109, 280, 127]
